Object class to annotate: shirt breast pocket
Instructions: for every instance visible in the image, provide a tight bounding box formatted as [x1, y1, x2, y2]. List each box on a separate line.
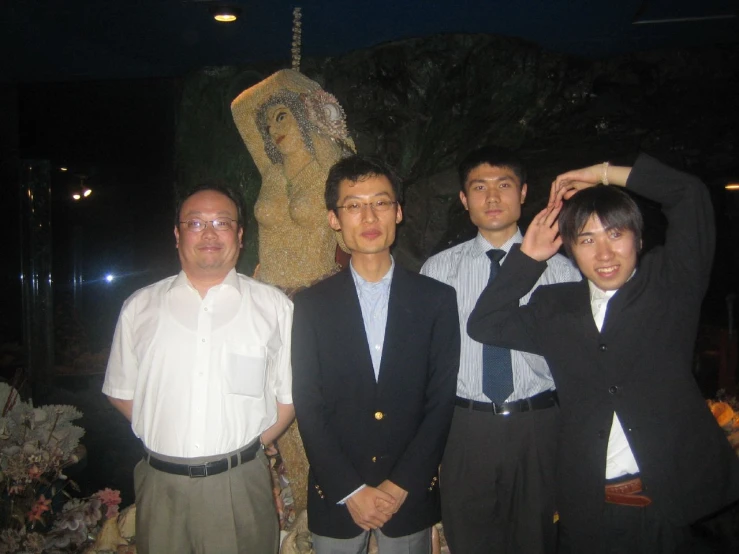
[225, 344, 268, 398]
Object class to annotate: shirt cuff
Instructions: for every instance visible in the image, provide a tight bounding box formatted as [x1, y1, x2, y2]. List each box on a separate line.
[101, 386, 134, 400]
[337, 484, 366, 505]
[276, 393, 293, 404]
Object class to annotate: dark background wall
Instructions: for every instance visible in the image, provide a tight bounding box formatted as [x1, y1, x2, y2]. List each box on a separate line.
[174, 35, 739, 325]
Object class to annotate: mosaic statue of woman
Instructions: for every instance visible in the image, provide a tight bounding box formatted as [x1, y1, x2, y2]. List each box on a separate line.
[232, 69, 355, 292]
[231, 69, 355, 524]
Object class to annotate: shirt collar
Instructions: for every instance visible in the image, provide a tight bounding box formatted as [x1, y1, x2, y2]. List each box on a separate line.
[168, 268, 242, 296]
[588, 280, 617, 304]
[587, 269, 637, 304]
[470, 229, 523, 259]
[349, 257, 395, 289]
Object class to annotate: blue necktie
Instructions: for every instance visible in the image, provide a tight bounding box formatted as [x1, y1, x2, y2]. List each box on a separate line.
[482, 249, 513, 404]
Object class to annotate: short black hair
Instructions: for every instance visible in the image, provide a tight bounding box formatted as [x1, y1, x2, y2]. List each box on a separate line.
[175, 183, 245, 228]
[559, 185, 643, 258]
[325, 155, 403, 211]
[458, 146, 527, 192]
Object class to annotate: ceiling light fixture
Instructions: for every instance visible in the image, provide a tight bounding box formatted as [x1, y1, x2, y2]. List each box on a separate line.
[726, 183, 739, 191]
[210, 4, 241, 22]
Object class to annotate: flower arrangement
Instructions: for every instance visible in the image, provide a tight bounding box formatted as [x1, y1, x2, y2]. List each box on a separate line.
[0, 383, 125, 553]
[707, 394, 739, 455]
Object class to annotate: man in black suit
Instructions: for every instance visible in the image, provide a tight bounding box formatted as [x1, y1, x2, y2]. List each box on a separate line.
[292, 155, 460, 553]
[468, 154, 739, 552]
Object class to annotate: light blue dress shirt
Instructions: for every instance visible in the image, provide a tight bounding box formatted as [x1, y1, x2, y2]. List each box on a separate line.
[349, 259, 395, 380]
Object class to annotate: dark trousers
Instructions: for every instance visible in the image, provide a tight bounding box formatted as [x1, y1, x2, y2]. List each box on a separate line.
[558, 501, 711, 554]
[440, 404, 559, 554]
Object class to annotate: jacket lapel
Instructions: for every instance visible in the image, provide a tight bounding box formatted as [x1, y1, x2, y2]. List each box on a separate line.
[598, 268, 650, 380]
[337, 268, 380, 389]
[376, 265, 414, 393]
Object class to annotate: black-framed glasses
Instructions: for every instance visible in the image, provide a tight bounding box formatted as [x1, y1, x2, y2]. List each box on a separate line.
[179, 218, 237, 233]
[335, 200, 398, 215]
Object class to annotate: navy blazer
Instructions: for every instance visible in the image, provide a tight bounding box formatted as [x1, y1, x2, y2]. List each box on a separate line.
[468, 154, 739, 550]
[292, 263, 460, 539]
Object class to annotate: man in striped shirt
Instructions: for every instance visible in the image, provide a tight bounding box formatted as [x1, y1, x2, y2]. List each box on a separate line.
[421, 146, 580, 554]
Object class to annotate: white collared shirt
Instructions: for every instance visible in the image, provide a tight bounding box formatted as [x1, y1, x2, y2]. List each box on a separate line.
[421, 230, 582, 402]
[589, 280, 641, 479]
[103, 269, 293, 458]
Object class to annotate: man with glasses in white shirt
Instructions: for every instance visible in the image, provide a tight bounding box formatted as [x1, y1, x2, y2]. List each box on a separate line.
[103, 184, 294, 554]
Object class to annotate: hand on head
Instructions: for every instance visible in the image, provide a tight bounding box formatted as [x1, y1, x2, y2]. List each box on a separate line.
[549, 164, 605, 205]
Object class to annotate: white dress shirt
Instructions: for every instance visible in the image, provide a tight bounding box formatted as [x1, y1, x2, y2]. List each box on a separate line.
[589, 280, 641, 479]
[421, 230, 582, 402]
[103, 269, 293, 458]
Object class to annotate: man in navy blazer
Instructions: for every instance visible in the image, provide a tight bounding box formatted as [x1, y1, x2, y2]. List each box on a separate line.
[468, 155, 739, 552]
[292, 155, 460, 553]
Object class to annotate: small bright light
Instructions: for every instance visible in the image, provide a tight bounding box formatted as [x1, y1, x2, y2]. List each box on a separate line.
[83, 188, 92, 197]
[60, 167, 68, 172]
[72, 194, 81, 200]
[210, 4, 241, 22]
[726, 183, 739, 191]
[105, 274, 115, 283]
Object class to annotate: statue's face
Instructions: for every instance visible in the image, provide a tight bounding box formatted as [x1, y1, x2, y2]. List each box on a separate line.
[266, 103, 303, 156]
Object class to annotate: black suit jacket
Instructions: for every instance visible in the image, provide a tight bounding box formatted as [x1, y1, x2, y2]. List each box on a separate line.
[291, 263, 460, 539]
[468, 154, 739, 550]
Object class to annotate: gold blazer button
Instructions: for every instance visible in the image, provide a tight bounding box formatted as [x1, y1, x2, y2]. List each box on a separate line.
[374, 411, 384, 420]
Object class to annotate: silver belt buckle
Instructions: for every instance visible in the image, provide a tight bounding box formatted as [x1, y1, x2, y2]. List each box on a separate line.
[493, 403, 511, 416]
[188, 464, 208, 478]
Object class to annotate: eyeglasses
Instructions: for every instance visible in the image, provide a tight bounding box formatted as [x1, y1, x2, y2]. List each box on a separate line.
[335, 200, 398, 215]
[179, 218, 238, 233]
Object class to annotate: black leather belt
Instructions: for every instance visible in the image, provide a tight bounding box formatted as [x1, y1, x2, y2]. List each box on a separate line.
[144, 440, 261, 478]
[455, 390, 558, 415]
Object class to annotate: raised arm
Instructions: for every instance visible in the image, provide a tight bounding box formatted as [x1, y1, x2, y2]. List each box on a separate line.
[555, 155, 715, 293]
[618, 154, 714, 293]
[467, 245, 547, 354]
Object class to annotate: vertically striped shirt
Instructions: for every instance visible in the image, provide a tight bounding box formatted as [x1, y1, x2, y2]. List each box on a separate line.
[421, 230, 581, 402]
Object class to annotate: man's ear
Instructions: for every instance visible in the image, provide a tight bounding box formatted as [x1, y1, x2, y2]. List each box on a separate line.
[328, 210, 341, 231]
[521, 183, 528, 204]
[174, 226, 180, 248]
[459, 190, 469, 211]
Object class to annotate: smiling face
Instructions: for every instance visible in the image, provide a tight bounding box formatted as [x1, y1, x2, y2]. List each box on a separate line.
[327, 174, 402, 259]
[460, 163, 527, 247]
[266, 103, 304, 156]
[570, 214, 640, 291]
[174, 190, 243, 284]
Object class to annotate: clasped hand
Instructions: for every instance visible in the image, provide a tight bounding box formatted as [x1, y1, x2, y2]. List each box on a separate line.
[345, 480, 408, 531]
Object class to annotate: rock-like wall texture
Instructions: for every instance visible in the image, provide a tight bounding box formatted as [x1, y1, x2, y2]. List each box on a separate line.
[174, 34, 739, 275]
